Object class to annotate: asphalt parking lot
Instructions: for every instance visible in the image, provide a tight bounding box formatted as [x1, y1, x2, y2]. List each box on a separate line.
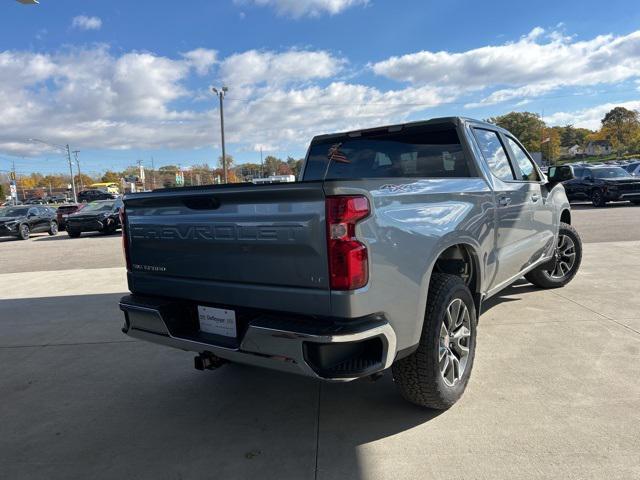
[1, 205, 639, 480]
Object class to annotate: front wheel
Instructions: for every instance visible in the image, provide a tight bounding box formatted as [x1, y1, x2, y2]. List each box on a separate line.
[591, 189, 606, 207]
[67, 229, 81, 238]
[392, 273, 477, 410]
[18, 224, 30, 240]
[525, 222, 582, 289]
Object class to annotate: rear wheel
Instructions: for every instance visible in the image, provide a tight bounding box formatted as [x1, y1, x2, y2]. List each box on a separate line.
[525, 222, 582, 289]
[392, 273, 477, 409]
[591, 189, 606, 207]
[48, 221, 58, 236]
[67, 229, 81, 238]
[18, 224, 30, 240]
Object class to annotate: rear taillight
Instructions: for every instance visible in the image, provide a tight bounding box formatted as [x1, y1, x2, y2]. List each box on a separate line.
[119, 207, 131, 271]
[326, 195, 370, 290]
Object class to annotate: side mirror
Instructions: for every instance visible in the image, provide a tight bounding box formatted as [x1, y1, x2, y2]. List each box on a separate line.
[547, 166, 574, 185]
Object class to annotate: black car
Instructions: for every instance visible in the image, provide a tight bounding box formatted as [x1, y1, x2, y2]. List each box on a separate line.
[561, 165, 640, 207]
[0, 205, 58, 240]
[77, 189, 118, 203]
[622, 161, 640, 177]
[66, 199, 123, 237]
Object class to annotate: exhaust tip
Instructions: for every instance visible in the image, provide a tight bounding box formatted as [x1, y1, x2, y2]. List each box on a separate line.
[194, 352, 226, 371]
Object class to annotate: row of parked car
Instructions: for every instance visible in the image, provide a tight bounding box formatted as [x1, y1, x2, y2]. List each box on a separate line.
[3, 188, 119, 207]
[0, 197, 123, 241]
[559, 160, 640, 207]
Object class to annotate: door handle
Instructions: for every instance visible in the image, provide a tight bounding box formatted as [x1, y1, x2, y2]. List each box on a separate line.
[531, 194, 540, 202]
[498, 196, 511, 207]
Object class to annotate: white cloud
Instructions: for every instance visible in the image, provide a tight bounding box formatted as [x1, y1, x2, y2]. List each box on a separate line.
[234, 0, 368, 18]
[182, 48, 217, 75]
[71, 15, 102, 31]
[545, 100, 640, 130]
[372, 28, 640, 106]
[0, 46, 456, 157]
[219, 49, 345, 86]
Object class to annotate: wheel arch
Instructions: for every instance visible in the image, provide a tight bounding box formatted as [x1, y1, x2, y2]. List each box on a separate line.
[413, 240, 483, 346]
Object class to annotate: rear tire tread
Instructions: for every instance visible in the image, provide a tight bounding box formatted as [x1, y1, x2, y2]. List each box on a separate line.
[392, 273, 476, 410]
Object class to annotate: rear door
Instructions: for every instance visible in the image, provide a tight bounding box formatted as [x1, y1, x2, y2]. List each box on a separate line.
[471, 128, 544, 289]
[502, 135, 555, 266]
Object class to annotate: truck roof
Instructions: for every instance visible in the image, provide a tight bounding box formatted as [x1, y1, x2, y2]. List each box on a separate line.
[311, 116, 503, 142]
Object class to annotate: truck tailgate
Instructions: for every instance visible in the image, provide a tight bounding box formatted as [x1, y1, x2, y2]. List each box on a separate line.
[123, 182, 329, 292]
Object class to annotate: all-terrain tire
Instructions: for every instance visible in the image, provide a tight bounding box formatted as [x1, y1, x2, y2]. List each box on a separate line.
[525, 222, 582, 289]
[392, 273, 477, 410]
[591, 189, 606, 207]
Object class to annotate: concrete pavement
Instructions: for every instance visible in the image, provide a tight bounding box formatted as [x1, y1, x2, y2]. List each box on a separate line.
[1, 209, 639, 479]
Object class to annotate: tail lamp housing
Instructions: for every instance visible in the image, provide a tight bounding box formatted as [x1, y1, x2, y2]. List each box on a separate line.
[326, 195, 370, 290]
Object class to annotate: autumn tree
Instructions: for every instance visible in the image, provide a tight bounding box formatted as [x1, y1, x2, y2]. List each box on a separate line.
[74, 173, 95, 189]
[540, 128, 561, 163]
[217, 154, 234, 170]
[102, 171, 121, 183]
[488, 112, 545, 152]
[601, 107, 640, 153]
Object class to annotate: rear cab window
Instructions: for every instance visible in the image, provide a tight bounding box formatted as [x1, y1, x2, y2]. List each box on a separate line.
[303, 124, 475, 181]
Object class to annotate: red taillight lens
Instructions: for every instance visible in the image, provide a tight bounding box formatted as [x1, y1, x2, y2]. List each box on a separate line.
[326, 196, 370, 290]
[119, 207, 131, 271]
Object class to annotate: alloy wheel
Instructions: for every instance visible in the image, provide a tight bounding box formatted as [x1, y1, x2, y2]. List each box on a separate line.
[439, 298, 471, 387]
[549, 234, 576, 279]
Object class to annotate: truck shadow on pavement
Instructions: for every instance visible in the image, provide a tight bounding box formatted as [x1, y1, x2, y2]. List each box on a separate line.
[3, 290, 533, 479]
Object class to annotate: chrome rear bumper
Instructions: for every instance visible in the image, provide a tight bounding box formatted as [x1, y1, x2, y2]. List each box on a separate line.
[120, 296, 396, 382]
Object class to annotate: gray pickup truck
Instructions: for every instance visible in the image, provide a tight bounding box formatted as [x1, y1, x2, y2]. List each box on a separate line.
[119, 117, 582, 409]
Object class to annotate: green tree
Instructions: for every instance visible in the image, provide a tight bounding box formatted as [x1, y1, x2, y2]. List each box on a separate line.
[263, 156, 282, 176]
[488, 112, 545, 152]
[286, 156, 304, 177]
[601, 107, 640, 153]
[101, 171, 121, 183]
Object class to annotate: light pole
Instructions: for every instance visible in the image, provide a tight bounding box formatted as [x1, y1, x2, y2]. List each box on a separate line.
[212, 86, 228, 183]
[29, 138, 77, 203]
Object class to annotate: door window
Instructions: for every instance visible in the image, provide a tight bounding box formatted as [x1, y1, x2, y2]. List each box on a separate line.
[505, 137, 540, 181]
[472, 129, 515, 181]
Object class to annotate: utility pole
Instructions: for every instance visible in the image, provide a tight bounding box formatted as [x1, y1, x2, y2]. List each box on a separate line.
[150, 156, 156, 190]
[212, 86, 228, 183]
[260, 146, 264, 178]
[66, 144, 77, 203]
[73, 150, 83, 190]
[28, 138, 77, 203]
[136, 159, 145, 190]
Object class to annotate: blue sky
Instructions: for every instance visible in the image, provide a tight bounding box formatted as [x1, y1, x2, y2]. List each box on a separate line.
[1, 0, 640, 176]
